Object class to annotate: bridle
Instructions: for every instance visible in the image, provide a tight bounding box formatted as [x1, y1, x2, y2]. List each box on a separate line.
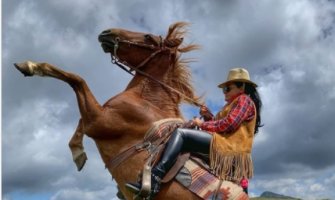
[111, 36, 168, 76]
[110, 36, 201, 107]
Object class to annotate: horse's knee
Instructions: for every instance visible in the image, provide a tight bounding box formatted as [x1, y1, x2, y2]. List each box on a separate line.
[68, 74, 85, 88]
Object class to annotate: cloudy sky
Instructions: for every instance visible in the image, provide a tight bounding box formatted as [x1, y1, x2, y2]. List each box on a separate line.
[3, 0, 335, 199]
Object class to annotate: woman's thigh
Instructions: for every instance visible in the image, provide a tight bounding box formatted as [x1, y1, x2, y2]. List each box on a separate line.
[177, 128, 212, 154]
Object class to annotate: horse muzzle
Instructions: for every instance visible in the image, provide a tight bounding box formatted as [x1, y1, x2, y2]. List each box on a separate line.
[98, 31, 117, 53]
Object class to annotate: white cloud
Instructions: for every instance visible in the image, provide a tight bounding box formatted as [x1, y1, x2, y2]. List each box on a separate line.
[50, 28, 89, 58]
[325, 173, 335, 185]
[310, 183, 325, 192]
[6, 1, 91, 62]
[3, 97, 116, 196]
[3, 99, 72, 190]
[7, 1, 42, 30]
[49, 0, 97, 21]
[251, 169, 335, 199]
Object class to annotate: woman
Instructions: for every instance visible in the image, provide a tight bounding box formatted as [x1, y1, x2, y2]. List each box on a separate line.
[126, 68, 262, 198]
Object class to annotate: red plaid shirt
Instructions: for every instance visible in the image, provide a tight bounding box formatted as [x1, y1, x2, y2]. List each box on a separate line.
[200, 94, 255, 133]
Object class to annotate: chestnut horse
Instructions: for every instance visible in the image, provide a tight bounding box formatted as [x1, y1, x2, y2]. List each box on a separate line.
[14, 22, 244, 200]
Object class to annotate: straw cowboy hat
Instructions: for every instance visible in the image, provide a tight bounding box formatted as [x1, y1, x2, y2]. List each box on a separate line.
[218, 68, 257, 88]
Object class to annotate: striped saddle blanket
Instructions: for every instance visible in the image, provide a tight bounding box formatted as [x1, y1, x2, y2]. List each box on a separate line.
[175, 159, 249, 200]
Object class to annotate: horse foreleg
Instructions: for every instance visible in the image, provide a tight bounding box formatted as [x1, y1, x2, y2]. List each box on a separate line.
[69, 119, 87, 171]
[14, 61, 102, 123]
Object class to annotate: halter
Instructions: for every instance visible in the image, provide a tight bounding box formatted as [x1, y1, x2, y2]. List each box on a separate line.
[110, 36, 201, 107]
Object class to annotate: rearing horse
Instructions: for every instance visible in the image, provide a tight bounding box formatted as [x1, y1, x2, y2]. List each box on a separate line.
[15, 22, 202, 200]
[14, 22, 243, 200]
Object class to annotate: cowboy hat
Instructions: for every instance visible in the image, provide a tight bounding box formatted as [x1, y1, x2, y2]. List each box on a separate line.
[218, 68, 257, 88]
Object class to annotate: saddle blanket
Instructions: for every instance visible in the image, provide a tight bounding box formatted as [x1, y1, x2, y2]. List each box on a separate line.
[175, 159, 249, 200]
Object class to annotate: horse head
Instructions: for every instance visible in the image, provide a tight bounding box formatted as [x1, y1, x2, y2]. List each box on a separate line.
[98, 22, 201, 106]
[98, 22, 196, 73]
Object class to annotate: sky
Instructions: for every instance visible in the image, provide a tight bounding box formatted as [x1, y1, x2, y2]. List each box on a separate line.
[2, 0, 335, 199]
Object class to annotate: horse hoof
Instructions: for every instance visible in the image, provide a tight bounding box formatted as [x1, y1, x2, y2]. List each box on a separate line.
[74, 152, 88, 171]
[14, 61, 36, 76]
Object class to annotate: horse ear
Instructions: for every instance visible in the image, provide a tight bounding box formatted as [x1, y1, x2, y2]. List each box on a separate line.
[164, 37, 183, 48]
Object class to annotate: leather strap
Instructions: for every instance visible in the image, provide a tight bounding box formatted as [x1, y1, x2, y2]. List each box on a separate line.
[107, 141, 151, 170]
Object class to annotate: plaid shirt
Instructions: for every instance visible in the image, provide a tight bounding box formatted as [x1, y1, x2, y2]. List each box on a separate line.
[200, 94, 255, 133]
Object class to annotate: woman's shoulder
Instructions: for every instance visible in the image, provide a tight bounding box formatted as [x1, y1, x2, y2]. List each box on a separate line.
[234, 94, 255, 110]
[236, 93, 252, 103]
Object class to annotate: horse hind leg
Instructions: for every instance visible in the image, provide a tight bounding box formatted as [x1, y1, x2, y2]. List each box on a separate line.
[69, 119, 87, 171]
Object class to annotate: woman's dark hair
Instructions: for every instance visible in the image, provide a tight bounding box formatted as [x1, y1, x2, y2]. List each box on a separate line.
[235, 82, 263, 134]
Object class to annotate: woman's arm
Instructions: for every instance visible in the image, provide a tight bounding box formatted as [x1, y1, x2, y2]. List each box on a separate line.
[200, 94, 255, 133]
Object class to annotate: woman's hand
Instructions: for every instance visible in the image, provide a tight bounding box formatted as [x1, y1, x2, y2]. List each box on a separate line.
[192, 117, 204, 127]
[182, 120, 196, 128]
[199, 105, 214, 121]
[199, 105, 208, 115]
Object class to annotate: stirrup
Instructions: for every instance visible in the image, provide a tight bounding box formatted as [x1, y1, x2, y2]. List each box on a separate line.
[128, 142, 163, 199]
[125, 164, 152, 197]
[138, 163, 152, 197]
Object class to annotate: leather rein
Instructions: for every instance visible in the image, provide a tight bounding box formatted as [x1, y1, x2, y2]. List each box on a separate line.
[110, 36, 201, 107]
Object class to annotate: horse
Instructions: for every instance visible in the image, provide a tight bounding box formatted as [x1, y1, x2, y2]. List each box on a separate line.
[14, 22, 246, 200]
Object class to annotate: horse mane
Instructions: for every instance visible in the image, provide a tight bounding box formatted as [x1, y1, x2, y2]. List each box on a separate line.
[164, 22, 202, 106]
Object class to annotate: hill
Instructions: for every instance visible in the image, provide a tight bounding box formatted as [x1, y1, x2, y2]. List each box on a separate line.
[250, 191, 301, 200]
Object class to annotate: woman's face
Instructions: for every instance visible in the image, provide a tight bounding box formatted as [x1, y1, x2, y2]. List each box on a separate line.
[222, 83, 244, 102]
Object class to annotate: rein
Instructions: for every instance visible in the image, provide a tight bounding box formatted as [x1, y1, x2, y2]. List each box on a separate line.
[111, 37, 202, 107]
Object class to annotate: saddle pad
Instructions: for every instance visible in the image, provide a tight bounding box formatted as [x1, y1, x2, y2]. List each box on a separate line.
[144, 118, 184, 142]
[175, 160, 249, 200]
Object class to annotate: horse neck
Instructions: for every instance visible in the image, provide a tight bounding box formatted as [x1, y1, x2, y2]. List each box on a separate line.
[125, 56, 181, 117]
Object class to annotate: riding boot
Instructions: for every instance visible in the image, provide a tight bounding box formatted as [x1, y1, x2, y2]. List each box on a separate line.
[125, 165, 165, 198]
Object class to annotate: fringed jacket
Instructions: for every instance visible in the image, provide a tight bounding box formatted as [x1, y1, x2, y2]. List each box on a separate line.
[200, 94, 256, 181]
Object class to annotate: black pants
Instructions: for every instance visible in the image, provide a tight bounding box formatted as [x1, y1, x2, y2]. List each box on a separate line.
[155, 128, 212, 174]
